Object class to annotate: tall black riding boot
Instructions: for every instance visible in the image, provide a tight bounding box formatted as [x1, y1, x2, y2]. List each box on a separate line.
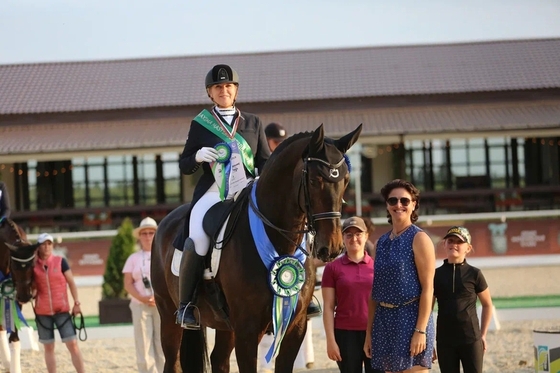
[176, 238, 205, 330]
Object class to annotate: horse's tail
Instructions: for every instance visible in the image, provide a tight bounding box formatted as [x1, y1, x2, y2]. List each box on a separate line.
[180, 328, 208, 373]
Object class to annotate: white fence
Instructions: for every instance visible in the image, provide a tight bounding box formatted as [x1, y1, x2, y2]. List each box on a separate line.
[26, 208, 560, 284]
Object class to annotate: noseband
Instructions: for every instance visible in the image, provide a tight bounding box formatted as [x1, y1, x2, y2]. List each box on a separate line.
[10, 253, 35, 292]
[11, 253, 36, 269]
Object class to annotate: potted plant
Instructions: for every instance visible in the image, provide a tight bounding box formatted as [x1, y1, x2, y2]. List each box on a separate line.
[98, 217, 135, 324]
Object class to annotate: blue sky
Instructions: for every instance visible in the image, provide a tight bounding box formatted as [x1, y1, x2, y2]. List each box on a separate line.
[1, 0, 560, 64]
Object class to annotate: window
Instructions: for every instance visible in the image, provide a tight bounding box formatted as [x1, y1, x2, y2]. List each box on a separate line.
[106, 156, 134, 206]
[162, 152, 182, 203]
[405, 136, 525, 190]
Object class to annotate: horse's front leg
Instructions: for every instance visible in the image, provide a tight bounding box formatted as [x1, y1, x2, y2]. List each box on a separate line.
[233, 327, 261, 373]
[0, 326, 10, 372]
[8, 329, 21, 373]
[210, 330, 235, 373]
[157, 300, 183, 373]
[274, 313, 307, 373]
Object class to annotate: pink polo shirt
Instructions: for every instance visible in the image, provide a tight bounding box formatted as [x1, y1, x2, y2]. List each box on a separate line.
[321, 253, 374, 330]
[122, 250, 153, 304]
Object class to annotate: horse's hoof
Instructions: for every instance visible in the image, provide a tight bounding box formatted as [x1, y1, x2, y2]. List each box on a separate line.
[306, 362, 314, 369]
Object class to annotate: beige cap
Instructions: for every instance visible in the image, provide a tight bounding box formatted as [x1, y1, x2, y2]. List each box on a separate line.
[133, 217, 158, 238]
[342, 216, 367, 233]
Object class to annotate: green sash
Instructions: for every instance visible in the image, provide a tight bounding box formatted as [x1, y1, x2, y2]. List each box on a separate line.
[194, 109, 255, 176]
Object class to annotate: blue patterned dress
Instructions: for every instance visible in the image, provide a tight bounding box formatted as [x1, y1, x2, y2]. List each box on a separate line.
[370, 225, 435, 372]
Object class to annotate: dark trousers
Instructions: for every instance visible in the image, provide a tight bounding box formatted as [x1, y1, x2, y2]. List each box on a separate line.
[334, 329, 382, 373]
[437, 340, 484, 373]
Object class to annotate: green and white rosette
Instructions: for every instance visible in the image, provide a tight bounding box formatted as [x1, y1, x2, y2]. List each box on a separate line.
[266, 256, 305, 362]
[269, 256, 305, 297]
[211, 142, 232, 201]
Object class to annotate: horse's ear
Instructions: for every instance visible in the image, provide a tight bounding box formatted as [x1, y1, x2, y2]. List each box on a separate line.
[308, 124, 325, 155]
[334, 124, 362, 154]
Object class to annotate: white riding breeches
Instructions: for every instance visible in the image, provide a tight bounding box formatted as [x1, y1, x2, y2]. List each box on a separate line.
[190, 183, 221, 256]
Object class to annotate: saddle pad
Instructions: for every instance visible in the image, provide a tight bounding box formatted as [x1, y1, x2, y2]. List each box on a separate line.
[171, 215, 231, 277]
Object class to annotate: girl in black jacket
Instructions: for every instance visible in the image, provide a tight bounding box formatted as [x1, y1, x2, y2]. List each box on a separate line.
[434, 226, 493, 373]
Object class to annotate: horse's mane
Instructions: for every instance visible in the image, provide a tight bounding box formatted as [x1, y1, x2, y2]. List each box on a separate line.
[267, 131, 313, 163]
[2, 218, 26, 242]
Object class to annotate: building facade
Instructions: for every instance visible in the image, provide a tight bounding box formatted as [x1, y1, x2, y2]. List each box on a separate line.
[1, 38, 560, 232]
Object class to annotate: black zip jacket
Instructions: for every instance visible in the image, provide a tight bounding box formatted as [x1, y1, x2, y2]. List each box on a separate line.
[434, 259, 488, 345]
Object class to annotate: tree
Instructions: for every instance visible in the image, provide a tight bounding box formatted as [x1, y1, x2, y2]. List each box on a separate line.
[102, 217, 135, 299]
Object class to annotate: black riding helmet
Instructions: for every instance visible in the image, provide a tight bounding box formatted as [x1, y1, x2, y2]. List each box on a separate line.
[205, 64, 239, 88]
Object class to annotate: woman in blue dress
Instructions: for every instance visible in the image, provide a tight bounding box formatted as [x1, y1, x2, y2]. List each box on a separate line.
[364, 179, 435, 373]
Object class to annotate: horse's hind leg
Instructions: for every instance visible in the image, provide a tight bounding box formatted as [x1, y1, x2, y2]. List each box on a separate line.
[210, 330, 234, 373]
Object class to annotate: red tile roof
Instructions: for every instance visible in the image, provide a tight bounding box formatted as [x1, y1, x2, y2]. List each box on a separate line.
[1, 39, 560, 115]
[2, 101, 559, 157]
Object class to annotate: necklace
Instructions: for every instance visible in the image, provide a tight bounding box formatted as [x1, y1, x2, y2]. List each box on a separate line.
[390, 225, 412, 240]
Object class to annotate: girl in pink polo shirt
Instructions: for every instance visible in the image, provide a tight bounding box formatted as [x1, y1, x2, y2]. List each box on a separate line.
[322, 216, 382, 373]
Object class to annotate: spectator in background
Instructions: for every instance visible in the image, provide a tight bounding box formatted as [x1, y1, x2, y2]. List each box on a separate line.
[34, 233, 85, 373]
[434, 226, 493, 373]
[0, 181, 11, 219]
[322, 216, 382, 373]
[264, 122, 288, 152]
[123, 217, 164, 373]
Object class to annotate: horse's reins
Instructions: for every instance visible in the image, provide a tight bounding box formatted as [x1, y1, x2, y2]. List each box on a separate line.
[249, 155, 346, 257]
[31, 303, 88, 342]
[73, 312, 87, 341]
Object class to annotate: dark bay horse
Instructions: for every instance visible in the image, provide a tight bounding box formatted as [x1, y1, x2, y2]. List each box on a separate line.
[152, 124, 362, 373]
[0, 217, 38, 372]
[0, 218, 37, 304]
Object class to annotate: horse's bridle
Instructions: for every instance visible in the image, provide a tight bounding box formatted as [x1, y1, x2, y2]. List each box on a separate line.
[249, 155, 346, 257]
[301, 156, 346, 235]
[10, 252, 36, 295]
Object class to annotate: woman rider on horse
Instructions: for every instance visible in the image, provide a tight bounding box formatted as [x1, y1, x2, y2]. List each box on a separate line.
[175, 64, 271, 329]
[176, 64, 321, 329]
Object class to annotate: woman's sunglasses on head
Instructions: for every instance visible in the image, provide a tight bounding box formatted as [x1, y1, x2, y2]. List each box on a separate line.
[386, 197, 412, 206]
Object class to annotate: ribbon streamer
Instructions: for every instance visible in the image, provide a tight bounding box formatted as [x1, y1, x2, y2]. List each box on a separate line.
[0, 273, 29, 333]
[248, 182, 307, 362]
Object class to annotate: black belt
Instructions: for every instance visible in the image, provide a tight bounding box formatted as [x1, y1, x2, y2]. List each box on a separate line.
[378, 297, 420, 309]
